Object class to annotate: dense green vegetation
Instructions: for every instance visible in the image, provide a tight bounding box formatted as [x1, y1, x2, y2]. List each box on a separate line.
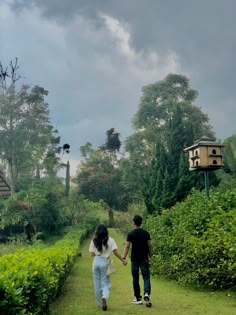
[146, 189, 236, 290]
[0, 222, 98, 315]
[1, 61, 236, 314]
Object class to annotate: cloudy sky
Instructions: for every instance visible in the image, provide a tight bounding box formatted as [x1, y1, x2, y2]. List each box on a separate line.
[1, 0, 235, 174]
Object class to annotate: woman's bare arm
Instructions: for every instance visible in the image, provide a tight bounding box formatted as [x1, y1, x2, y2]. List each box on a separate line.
[113, 249, 127, 265]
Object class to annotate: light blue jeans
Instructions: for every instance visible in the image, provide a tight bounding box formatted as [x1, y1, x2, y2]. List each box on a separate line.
[92, 256, 111, 306]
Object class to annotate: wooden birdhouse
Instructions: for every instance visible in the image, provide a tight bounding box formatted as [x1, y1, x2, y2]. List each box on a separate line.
[184, 137, 225, 171]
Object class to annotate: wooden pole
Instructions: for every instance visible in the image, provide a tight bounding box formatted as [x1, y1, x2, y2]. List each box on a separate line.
[65, 161, 70, 197]
[204, 169, 209, 197]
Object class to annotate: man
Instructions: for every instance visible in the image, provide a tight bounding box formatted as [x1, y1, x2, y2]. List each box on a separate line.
[123, 214, 152, 307]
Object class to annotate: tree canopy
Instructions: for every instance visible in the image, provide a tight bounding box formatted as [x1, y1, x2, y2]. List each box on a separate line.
[77, 130, 128, 210]
[0, 59, 61, 192]
[123, 73, 216, 213]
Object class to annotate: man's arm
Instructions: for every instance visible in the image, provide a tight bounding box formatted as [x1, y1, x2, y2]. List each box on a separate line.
[123, 241, 131, 259]
[147, 239, 152, 262]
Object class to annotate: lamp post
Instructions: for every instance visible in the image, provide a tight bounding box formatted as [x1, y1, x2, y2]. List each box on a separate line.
[61, 143, 71, 196]
[65, 161, 70, 197]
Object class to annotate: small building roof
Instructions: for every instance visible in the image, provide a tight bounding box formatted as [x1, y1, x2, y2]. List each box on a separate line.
[0, 173, 11, 197]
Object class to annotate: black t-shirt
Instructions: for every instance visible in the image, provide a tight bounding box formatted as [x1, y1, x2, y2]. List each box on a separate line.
[127, 228, 151, 262]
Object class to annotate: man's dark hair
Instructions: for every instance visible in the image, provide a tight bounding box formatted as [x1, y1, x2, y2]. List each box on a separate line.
[133, 215, 142, 227]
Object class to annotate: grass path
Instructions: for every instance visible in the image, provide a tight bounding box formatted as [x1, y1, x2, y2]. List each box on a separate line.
[50, 229, 236, 315]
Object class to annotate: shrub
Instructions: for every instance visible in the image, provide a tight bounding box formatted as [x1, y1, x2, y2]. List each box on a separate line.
[0, 222, 96, 314]
[146, 188, 236, 290]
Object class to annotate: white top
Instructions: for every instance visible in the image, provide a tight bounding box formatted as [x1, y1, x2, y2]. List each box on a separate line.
[89, 237, 117, 258]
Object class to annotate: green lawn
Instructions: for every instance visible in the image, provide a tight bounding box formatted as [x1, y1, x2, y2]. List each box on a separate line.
[49, 229, 236, 315]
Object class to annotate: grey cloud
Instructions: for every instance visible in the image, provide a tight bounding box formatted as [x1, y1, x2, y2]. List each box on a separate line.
[5, 0, 236, 153]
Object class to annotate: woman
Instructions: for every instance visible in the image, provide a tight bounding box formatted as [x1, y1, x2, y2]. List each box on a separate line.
[89, 224, 127, 311]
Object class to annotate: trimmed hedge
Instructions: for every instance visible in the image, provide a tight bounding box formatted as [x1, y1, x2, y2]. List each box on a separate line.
[146, 189, 236, 290]
[0, 222, 97, 315]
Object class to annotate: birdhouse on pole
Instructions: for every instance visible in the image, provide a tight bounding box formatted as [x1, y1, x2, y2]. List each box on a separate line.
[184, 137, 225, 197]
[184, 136, 225, 171]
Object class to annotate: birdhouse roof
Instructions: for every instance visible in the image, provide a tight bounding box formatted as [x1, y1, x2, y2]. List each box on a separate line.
[184, 137, 225, 152]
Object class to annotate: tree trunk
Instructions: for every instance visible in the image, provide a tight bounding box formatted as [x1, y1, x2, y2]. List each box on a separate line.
[108, 208, 114, 227]
[36, 166, 40, 179]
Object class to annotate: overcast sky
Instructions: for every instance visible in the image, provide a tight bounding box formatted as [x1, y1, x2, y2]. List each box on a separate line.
[1, 0, 236, 174]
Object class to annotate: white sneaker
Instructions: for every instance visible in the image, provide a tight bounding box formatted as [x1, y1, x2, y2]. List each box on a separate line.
[132, 297, 143, 305]
[144, 293, 150, 300]
[144, 293, 152, 307]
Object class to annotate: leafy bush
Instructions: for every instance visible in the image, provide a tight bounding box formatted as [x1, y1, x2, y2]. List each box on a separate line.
[0, 178, 67, 242]
[146, 188, 236, 289]
[0, 222, 96, 314]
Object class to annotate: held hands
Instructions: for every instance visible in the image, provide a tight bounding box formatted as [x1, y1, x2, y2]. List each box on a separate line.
[122, 258, 128, 266]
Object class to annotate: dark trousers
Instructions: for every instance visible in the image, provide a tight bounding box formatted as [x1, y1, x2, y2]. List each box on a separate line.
[131, 260, 151, 299]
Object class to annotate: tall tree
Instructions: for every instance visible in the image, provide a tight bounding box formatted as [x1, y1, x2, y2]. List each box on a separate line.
[41, 128, 61, 177]
[144, 141, 166, 214]
[77, 131, 128, 210]
[124, 74, 215, 212]
[77, 149, 128, 209]
[131, 74, 213, 155]
[216, 133, 236, 188]
[0, 59, 58, 192]
[223, 133, 236, 174]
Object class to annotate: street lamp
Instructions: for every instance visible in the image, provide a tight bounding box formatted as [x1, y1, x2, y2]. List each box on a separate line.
[61, 144, 71, 196]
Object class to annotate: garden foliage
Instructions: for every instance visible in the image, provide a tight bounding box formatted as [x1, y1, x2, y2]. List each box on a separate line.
[146, 189, 236, 289]
[0, 222, 97, 315]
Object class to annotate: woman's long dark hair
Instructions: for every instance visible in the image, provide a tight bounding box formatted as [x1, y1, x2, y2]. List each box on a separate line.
[93, 224, 109, 252]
